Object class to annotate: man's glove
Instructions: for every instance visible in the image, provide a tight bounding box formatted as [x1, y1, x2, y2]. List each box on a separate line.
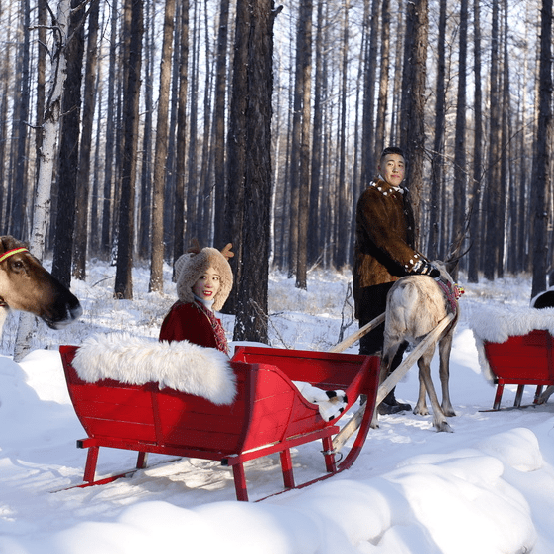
[413, 260, 440, 278]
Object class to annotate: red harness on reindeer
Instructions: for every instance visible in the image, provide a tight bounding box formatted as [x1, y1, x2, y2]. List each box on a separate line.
[435, 277, 464, 314]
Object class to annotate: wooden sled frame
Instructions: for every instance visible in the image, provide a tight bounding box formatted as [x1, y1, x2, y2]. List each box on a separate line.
[59, 344, 380, 501]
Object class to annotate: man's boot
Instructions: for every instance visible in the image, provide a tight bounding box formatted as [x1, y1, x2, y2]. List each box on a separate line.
[377, 387, 411, 415]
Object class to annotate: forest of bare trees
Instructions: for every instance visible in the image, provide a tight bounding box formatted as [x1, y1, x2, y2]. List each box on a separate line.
[0, 0, 552, 342]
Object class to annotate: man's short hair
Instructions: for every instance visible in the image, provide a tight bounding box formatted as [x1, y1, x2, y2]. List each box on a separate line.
[380, 146, 405, 160]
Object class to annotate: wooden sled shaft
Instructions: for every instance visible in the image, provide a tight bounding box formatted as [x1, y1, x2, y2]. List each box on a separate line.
[330, 313, 385, 354]
[332, 313, 455, 453]
[375, 312, 455, 405]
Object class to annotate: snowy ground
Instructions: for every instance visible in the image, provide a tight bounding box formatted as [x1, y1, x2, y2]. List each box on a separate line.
[1, 262, 553, 554]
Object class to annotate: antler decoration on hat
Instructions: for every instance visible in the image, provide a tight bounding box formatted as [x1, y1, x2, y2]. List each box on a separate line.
[220, 243, 234, 260]
[187, 238, 201, 255]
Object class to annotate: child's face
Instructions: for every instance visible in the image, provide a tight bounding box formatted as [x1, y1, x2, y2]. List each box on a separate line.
[193, 267, 221, 301]
[379, 153, 405, 187]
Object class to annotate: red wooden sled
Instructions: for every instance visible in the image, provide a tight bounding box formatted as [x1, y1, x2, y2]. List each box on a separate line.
[483, 330, 554, 410]
[59, 344, 380, 501]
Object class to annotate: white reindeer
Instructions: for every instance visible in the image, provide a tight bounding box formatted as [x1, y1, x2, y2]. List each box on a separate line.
[376, 262, 460, 432]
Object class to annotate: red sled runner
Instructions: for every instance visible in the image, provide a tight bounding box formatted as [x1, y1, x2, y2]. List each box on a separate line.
[59, 340, 380, 501]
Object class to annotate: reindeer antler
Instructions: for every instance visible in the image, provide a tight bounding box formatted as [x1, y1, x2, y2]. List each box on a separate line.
[220, 243, 234, 260]
[187, 238, 201, 255]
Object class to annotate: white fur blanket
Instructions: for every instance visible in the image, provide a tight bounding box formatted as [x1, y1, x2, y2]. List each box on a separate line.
[72, 333, 236, 405]
[293, 381, 348, 422]
[471, 305, 554, 382]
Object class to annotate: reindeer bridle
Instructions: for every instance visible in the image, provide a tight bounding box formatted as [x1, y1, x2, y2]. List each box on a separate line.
[0, 247, 30, 307]
[435, 277, 464, 314]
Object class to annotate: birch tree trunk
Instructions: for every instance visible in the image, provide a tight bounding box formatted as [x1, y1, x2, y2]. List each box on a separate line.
[14, 0, 72, 362]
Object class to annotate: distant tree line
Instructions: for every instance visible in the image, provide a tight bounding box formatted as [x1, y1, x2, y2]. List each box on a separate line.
[0, 0, 552, 342]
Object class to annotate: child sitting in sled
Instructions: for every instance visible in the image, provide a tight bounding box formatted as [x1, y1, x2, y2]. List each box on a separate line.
[159, 243, 233, 355]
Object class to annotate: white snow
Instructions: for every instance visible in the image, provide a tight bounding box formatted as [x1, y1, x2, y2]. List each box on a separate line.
[1, 263, 554, 554]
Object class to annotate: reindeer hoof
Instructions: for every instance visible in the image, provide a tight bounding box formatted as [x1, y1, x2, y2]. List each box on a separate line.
[413, 405, 429, 416]
[370, 414, 379, 429]
[435, 421, 454, 433]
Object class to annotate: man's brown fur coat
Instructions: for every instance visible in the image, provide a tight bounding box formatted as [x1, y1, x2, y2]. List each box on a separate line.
[353, 177, 430, 319]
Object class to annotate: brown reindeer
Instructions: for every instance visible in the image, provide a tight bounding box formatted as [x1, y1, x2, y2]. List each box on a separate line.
[377, 262, 460, 432]
[0, 236, 82, 333]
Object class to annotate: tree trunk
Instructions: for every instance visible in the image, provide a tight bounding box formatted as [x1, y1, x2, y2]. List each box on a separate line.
[212, 0, 231, 248]
[34, 0, 47, 211]
[400, 0, 428, 243]
[531, 0, 552, 297]
[173, 0, 190, 272]
[359, 0, 379, 184]
[51, 0, 85, 288]
[101, 0, 119, 258]
[295, 0, 313, 288]
[223, 0, 249, 312]
[467, 0, 483, 283]
[138, 0, 154, 260]
[232, 0, 277, 343]
[308, 0, 325, 266]
[335, 0, 349, 271]
[484, 0, 501, 280]
[114, 0, 143, 299]
[373, 0, 390, 163]
[73, 0, 100, 280]
[11, 0, 31, 239]
[288, 2, 307, 279]
[199, 8, 214, 245]
[149, 0, 176, 293]
[429, 0, 446, 260]
[14, 0, 72, 361]
[185, 2, 200, 244]
[450, 0, 468, 274]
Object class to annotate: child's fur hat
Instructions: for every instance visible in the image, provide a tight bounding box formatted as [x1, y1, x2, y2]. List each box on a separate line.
[175, 243, 233, 311]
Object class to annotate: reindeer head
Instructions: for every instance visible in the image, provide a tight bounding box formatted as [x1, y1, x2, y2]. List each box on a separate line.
[0, 236, 82, 329]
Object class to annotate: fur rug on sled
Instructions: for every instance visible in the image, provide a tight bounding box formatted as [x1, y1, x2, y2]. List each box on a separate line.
[71, 333, 348, 419]
[72, 332, 237, 405]
[471, 305, 554, 382]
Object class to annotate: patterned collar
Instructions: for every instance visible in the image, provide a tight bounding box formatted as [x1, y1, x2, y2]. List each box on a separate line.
[369, 176, 405, 197]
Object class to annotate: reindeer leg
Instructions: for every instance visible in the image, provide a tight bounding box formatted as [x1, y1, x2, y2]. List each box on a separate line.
[371, 343, 399, 428]
[438, 334, 456, 417]
[414, 369, 429, 416]
[417, 350, 453, 433]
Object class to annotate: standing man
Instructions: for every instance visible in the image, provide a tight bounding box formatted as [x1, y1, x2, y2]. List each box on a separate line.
[353, 146, 439, 414]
